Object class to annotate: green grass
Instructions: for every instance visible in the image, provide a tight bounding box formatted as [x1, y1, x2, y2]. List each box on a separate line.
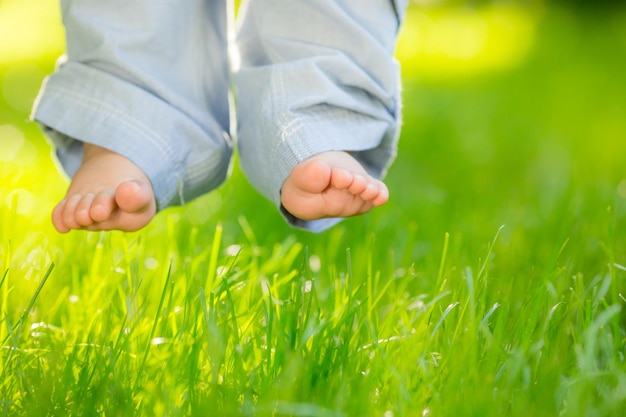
[2, 3, 626, 416]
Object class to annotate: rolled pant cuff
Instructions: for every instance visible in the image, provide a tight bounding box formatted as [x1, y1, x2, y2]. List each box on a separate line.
[32, 61, 230, 209]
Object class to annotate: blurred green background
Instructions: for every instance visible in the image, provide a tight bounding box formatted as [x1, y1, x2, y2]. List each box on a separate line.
[2, 0, 626, 248]
[2, 1, 626, 415]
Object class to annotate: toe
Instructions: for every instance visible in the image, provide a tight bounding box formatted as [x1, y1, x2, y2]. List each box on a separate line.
[75, 193, 96, 226]
[295, 160, 332, 193]
[62, 194, 82, 230]
[329, 168, 354, 190]
[90, 189, 116, 222]
[372, 181, 389, 206]
[52, 199, 70, 233]
[115, 181, 154, 213]
[360, 182, 380, 201]
[348, 175, 368, 195]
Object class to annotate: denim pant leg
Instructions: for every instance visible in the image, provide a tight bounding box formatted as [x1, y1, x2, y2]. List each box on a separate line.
[234, 0, 408, 231]
[32, 0, 232, 209]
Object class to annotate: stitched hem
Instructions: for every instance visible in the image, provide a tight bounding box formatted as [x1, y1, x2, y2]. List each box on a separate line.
[32, 62, 231, 209]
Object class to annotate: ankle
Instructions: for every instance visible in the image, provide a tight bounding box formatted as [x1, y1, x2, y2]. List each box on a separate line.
[82, 143, 114, 162]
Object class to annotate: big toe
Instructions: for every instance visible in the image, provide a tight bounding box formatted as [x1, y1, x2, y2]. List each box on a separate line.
[292, 160, 332, 194]
[115, 181, 155, 213]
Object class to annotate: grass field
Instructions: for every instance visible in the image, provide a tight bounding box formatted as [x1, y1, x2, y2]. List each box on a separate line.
[2, 1, 626, 416]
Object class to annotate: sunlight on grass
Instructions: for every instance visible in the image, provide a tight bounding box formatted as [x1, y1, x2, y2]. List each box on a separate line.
[2, 2, 626, 416]
[0, 0, 67, 230]
[397, 4, 539, 79]
[0, 122, 64, 227]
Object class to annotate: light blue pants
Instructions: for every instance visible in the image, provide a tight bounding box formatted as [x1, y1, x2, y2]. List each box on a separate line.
[32, 0, 407, 231]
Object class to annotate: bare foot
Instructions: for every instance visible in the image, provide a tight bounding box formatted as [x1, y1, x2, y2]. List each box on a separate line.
[280, 151, 389, 221]
[51, 143, 156, 233]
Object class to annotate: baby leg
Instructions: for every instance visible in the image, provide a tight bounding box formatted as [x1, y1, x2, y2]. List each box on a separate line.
[34, 0, 232, 232]
[51, 144, 156, 233]
[235, 0, 407, 230]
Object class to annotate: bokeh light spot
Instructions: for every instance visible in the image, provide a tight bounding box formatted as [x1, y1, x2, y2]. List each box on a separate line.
[618, 180, 626, 200]
[2, 64, 46, 113]
[16, 138, 38, 166]
[144, 257, 159, 270]
[0, 124, 25, 162]
[0, 0, 64, 64]
[397, 5, 538, 79]
[6, 188, 34, 215]
[308, 255, 321, 273]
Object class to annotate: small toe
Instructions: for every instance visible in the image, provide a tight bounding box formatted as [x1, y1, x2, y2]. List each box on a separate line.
[75, 193, 96, 226]
[372, 182, 389, 206]
[330, 168, 354, 190]
[52, 199, 70, 233]
[90, 189, 116, 222]
[348, 175, 368, 195]
[62, 194, 82, 229]
[360, 182, 380, 201]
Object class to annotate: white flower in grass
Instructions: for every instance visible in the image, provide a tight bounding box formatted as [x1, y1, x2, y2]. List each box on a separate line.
[216, 265, 228, 277]
[144, 258, 159, 270]
[308, 255, 321, 273]
[226, 245, 242, 257]
[151, 337, 168, 346]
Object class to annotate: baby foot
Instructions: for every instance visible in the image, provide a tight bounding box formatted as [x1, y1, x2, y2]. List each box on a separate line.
[51, 143, 156, 233]
[280, 151, 389, 221]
